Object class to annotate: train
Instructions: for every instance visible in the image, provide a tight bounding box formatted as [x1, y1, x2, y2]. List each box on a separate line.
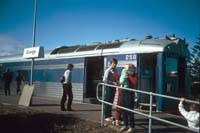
[0, 35, 191, 111]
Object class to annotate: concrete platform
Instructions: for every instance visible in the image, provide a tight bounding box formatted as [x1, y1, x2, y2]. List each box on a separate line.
[0, 93, 192, 133]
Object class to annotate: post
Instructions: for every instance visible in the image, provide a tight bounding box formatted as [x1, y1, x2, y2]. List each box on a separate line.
[31, 0, 37, 85]
[149, 92, 153, 133]
[101, 83, 105, 127]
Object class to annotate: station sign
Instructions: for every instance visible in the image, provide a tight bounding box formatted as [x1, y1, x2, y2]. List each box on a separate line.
[23, 46, 44, 59]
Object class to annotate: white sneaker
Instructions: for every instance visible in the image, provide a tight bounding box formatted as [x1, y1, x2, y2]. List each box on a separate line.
[126, 127, 134, 133]
[115, 120, 120, 126]
[110, 116, 114, 120]
[120, 120, 124, 125]
[105, 117, 113, 122]
[111, 120, 115, 125]
[120, 126, 128, 132]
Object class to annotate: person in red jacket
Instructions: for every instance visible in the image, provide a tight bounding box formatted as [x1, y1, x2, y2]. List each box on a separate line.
[111, 64, 138, 129]
[110, 69, 121, 126]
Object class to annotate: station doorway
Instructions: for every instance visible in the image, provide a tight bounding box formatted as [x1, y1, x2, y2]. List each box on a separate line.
[85, 56, 104, 98]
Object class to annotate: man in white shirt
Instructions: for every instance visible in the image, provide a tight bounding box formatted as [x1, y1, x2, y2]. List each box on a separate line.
[103, 58, 118, 121]
[61, 64, 74, 111]
[178, 98, 199, 130]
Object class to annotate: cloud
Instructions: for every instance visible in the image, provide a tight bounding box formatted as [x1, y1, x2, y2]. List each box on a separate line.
[0, 35, 29, 56]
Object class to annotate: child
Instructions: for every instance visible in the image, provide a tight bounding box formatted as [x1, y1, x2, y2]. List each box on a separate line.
[178, 98, 199, 130]
[119, 64, 129, 87]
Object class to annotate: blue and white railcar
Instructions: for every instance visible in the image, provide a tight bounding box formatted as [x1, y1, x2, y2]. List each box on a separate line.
[0, 35, 190, 111]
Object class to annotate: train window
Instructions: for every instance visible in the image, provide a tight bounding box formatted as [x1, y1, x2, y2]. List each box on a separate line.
[58, 46, 80, 53]
[142, 68, 152, 76]
[166, 57, 178, 76]
[77, 44, 99, 52]
[50, 45, 80, 54]
[97, 41, 123, 49]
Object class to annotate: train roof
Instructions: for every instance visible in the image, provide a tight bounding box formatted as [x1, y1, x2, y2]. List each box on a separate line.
[50, 38, 133, 54]
[49, 35, 189, 57]
[0, 35, 189, 63]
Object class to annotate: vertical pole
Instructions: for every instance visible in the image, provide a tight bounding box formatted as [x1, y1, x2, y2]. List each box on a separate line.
[101, 84, 105, 127]
[149, 92, 153, 133]
[31, 0, 37, 85]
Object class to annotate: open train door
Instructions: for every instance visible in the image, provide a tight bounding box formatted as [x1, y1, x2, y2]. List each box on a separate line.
[84, 56, 104, 103]
[138, 53, 157, 110]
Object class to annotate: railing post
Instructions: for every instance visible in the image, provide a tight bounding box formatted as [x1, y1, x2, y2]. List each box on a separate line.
[101, 84, 105, 127]
[149, 92, 153, 133]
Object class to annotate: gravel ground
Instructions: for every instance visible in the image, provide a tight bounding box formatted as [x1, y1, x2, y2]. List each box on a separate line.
[0, 103, 118, 133]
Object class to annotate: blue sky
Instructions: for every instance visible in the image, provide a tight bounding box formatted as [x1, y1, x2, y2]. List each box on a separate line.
[0, 0, 200, 56]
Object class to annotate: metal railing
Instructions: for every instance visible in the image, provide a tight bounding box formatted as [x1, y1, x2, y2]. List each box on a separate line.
[96, 83, 200, 133]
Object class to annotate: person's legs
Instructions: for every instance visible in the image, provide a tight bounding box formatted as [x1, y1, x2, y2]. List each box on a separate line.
[122, 110, 128, 126]
[110, 87, 116, 103]
[107, 87, 116, 117]
[116, 89, 122, 121]
[123, 96, 129, 126]
[17, 83, 20, 95]
[67, 84, 73, 110]
[121, 107, 129, 131]
[4, 83, 9, 96]
[122, 92, 129, 127]
[103, 86, 112, 118]
[18, 85, 21, 95]
[127, 93, 135, 132]
[61, 84, 67, 110]
[7, 84, 10, 95]
[120, 85, 130, 132]
[129, 112, 135, 128]
[129, 92, 135, 125]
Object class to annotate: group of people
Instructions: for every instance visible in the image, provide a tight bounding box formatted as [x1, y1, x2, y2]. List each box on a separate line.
[60, 60, 138, 132]
[60, 60, 199, 132]
[102, 58, 138, 132]
[1, 69, 23, 96]
[101, 58, 199, 132]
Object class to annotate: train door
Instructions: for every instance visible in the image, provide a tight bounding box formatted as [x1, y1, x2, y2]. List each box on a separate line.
[157, 55, 186, 111]
[85, 56, 104, 99]
[163, 56, 186, 111]
[165, 57, 179, 97]
[138, 53, 157, 109]
[164, 57, 179, 111]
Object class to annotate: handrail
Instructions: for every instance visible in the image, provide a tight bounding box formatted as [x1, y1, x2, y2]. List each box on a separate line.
[96, 82, 200, 133]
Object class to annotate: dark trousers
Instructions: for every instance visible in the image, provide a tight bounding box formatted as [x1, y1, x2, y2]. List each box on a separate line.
[4, 82, 10, 96]
[103, 86, 116, 118]
[17, 83, 21, 95]
[61, 83, 73, 110]
[122, 90, 135, 128]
